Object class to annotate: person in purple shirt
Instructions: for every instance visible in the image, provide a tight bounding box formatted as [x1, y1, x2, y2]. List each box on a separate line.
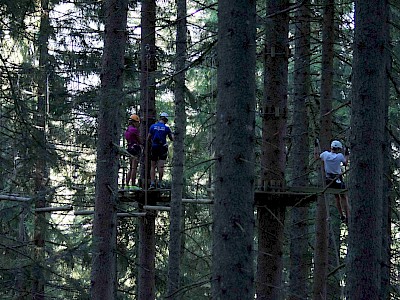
[124, 114, 142, 188]
[147, 112, 174, 189]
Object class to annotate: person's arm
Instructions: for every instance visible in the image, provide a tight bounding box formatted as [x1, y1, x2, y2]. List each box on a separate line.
[166, 126, 174, 142]
[343, 147, 350, 166]
[314, 139, 321, 160]
[135, 130, 142, 145]
[168, 132, 174, 142]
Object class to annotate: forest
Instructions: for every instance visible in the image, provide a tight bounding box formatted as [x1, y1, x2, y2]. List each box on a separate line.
[0, 0, 397, 299]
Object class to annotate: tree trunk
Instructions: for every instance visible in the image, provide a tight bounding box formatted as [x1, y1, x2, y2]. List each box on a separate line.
[211, 0, 256, 299]
[256, 0, 289, 299]
[138, 0, 157, 299]
[15, 203, 29, 299]
[139, 0, 157, 187]
[313, 0, 335, 299]
[138, 213, 156, 299]
[90, 0, 128, 299]
[288, 1, 311, 299]
[347, 1, 388, 298]
[32, 0, 50, 298]
[381, 10, 391, 297]
[166, 0, 187, 298]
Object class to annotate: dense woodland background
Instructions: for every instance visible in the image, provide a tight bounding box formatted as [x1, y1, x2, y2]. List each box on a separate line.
[0, 0, 397, 299]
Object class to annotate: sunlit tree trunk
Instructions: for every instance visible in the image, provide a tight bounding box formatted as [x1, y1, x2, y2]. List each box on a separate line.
[257, 0, 289, 299]
[166, 0, 187, 298]
[348, 1, 388, 298]
[288, 1, 311, 299]
[212, 0, 257, 299]
[90, 0, 128, 298]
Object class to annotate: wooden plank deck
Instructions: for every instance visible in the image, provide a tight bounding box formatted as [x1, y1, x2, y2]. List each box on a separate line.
[254, 186, 347, 207]
[118, 185, 348, 208]
[254, 191, 317, 207]
[118, 188, 171, 205]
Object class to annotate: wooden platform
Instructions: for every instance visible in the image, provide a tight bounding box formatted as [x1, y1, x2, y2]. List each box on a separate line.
[254, 191, 317, 207]
[255, 186, 347, 207]
[118, 188, 171, 205]
[118, 186, 347, 209]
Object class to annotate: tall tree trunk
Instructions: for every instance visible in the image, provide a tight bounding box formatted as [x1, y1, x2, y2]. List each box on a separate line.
[313, 0, 335, 299]
[32, 0, 50, 298]
[166, 0, 187, 298]
[15, 203, 29, 299]
[256, 0, 289, 299]
[139, 0, 157, 181]
[90, 0, 128, 298]
[381, 9, 391, 297]
[138, 0, 157, 299]
[348, 1, 388, 298]
[212, 0, 256, 299]
[138, 213, 156, 299]
[288, 1, 311, 299]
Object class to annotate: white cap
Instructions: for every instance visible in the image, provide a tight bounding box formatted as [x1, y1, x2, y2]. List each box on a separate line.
[160, 112, 169, 118]
[331, 140, 343, 149]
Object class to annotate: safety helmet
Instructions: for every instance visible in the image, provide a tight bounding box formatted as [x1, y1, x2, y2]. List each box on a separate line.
[331, 140, 343, 149]
[160, 112, 169, 118]
[130, 114, 140, 122]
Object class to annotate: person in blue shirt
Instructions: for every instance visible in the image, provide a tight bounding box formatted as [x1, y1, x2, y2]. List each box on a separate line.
[148, 112, 174, 189]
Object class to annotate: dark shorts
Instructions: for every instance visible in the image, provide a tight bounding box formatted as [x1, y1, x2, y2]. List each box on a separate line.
[127, 144, 141, 157]
[150, 145, 168, 161]
[325, 174, 346, 190]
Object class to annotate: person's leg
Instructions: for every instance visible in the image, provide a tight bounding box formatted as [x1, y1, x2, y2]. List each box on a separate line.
[340, 194, 350, 219]
[157, 146, 168, 188]
[131, 157, 139, 186]
[158, 159, 166, 184]
[149, 146, 158, 188]
[335, 194, 345, 219]
[150, 160, 157, 185]
[126, 158, 133, 186]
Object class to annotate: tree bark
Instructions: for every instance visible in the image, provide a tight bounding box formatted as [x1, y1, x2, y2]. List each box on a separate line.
[139, 0, 157, 187]
[166, 0, 187, 298]
[138, 0, 157, 299]
[90, 0, 128, 299]
[381, 9, 391, 297]
[348, 1, 388, 298]
[257, 0, 289, 299]
[32, 0, 50, 298]
[138, 213, 156, 299]
[212, 0, 256, 299]
[313, 0, 335, 299]
[288, 1, 311, 299]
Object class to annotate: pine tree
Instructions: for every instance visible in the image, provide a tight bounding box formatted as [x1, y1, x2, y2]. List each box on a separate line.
[212, 0, 256, 299]
[288, 0, 311, 298]
[348, 1, 389, 298]
[90, 0, 128, 298]
[167, 0, 187, 298]
[256, 0, 289, 298]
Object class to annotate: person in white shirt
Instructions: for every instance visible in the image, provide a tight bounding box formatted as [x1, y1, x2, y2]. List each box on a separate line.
[317, 140, 350, 224]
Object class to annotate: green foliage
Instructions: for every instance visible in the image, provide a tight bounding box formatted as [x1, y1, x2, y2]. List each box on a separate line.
[1, 0, 400, 298]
